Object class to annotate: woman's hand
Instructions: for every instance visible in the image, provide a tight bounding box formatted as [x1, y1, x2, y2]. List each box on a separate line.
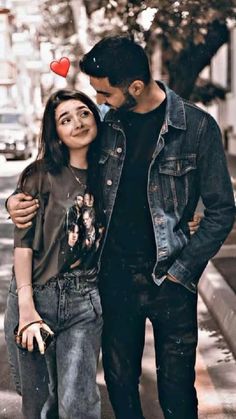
[7, 193, 39, 228]
[188, 212, 203, 235]
[18, 311, 54, 355]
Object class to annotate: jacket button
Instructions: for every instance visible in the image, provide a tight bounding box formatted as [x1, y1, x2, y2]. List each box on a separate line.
[107, 179, 113, 186]
[116, 147, 122, 154]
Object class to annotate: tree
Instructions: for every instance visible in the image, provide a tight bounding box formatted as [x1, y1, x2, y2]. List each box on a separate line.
[39, 0, 84, 91]
[83, 0, 236, 101]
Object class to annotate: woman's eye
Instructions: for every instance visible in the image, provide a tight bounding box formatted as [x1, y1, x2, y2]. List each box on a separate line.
[80, 110, 91, 118]
[61, 118, 71, 124]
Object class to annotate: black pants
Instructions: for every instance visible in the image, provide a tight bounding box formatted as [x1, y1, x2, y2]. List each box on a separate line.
[99, 261, 198, 419]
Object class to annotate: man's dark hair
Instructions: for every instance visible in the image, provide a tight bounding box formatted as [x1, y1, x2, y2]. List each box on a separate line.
[80, 35, 151, 88]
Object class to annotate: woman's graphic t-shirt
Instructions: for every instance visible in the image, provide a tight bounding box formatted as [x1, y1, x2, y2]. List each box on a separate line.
[59, 192, 103, 272]
[14, 165, 104, 285]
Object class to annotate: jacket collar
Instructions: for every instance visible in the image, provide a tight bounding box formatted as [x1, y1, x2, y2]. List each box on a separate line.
[104, 81, 187, 133]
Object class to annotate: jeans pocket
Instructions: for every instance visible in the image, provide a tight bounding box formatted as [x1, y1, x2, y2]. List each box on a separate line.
[161, 278, 185, 299]
[163, 278, 196, 306]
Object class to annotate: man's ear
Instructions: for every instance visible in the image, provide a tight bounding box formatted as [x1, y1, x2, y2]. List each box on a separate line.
[128, 80, 145, 97]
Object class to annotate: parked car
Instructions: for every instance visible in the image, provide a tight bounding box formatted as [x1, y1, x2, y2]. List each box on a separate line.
[0, 110, 34, 160]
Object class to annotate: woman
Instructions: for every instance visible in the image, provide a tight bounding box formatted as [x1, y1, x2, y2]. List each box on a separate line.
[4, 90, 104, 419]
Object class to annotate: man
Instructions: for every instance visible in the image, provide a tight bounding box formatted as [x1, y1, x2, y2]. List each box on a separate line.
[82, 207, 96, 248]
[66, 194, 84, 226]
[7, 36, 235, 419]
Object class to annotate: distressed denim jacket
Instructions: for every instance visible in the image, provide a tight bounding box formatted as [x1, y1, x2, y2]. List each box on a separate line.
[97, 82, 235, 293]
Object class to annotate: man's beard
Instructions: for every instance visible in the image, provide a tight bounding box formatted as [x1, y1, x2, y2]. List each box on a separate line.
[118, 90, 137, 111]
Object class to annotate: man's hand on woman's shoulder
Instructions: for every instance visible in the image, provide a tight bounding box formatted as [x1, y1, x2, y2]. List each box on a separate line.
[7, 193, 39, 229]
[188, 212, 203, 235]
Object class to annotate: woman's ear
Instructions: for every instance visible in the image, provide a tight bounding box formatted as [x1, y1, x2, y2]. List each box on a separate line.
[128, 80, 145, 97]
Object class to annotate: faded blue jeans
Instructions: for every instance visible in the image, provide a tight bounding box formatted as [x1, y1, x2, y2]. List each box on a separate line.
[4, 272, 103, 419]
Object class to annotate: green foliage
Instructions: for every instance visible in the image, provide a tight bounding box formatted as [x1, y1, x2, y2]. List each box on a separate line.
[39, 0, 77, 42]
[84, 0, 235, 44]
[38, 0, 83, 90]
[39, 0, 236, 100]
[84, 0, 236, 99]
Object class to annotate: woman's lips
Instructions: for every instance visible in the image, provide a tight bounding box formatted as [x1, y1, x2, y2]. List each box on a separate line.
[73, 129, 89, 137]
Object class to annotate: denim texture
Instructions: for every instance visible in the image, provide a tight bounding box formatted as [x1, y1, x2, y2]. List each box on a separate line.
[4, 274, 103, 419]
[97, 82, 236, 292]
[100, 262, 198, 419]
[4, 279, 50, 418]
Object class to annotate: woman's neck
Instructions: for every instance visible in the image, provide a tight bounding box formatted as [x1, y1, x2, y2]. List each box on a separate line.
[69, 148, 88, 169]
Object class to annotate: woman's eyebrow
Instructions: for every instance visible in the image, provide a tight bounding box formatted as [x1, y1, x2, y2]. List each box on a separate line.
[57, 106, 89, 121]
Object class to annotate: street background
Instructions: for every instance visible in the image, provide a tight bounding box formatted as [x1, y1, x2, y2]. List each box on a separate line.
[0, 1, 236, 418]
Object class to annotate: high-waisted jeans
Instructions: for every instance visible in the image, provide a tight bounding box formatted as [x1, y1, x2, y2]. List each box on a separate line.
[99, 259, 198, 419]
[4, 272, 103, 419]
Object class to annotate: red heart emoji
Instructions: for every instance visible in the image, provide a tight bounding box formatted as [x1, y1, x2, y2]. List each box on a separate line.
[50, 57, 70, 77]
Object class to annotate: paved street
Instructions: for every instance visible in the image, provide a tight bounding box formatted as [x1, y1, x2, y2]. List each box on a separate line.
[0, 157, 236, 418]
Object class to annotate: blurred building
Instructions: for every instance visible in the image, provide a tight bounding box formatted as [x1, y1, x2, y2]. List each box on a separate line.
[200, 27, 236, 156]
[11, 0, 43, 117]
[0, 0, 43, 123]
[0, 3, 16, 105]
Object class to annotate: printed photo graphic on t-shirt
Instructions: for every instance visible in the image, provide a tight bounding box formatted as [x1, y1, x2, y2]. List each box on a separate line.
[59, 193, 104, 272]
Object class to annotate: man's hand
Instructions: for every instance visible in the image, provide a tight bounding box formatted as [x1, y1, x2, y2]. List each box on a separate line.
[166, 212, 203, 284]
[165, 213, 203, 285]
[7, 193, 39, 229]
[188, 212, 203, 235]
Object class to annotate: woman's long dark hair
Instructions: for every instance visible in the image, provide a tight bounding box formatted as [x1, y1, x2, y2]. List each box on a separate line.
[18, 89, 102, 204]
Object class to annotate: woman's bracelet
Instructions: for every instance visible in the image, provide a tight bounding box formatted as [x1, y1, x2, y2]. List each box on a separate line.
[17, 283, 32, 292]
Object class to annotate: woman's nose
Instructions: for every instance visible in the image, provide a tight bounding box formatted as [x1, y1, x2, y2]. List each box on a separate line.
[74, 116, 83, 128]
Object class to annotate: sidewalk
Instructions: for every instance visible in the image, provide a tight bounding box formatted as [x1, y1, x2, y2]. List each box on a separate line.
[198, 152, 236, 358]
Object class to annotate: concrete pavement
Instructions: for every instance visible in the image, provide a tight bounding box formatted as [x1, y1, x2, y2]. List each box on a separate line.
[199, 261, 236, 358]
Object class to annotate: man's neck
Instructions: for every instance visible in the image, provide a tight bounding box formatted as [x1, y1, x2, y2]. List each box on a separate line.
[132, 80, 166, 114]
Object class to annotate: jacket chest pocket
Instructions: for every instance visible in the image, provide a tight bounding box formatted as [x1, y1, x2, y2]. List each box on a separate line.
[157, 155, 196, 214]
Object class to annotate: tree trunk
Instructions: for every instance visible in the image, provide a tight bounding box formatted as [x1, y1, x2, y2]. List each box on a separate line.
[166, 20, 229, 98]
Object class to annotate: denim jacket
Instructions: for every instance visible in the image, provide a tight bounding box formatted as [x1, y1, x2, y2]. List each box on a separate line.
[97, 82, 235, 293]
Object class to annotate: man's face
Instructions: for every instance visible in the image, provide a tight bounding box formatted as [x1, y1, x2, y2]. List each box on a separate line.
[90, 76, 137, 110]
[83, 211, 93, 229]
[76, 195, 83, 208]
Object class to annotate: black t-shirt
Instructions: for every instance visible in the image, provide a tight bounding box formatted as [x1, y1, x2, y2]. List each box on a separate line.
[104, 98, 166, 265]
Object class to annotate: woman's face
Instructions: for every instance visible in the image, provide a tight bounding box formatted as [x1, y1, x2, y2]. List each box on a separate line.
[55, 99, 97, 151]
[68, 224, 79, 247]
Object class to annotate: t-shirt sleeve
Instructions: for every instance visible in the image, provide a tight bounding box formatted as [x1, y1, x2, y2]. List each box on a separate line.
[14, 168, 49, 249]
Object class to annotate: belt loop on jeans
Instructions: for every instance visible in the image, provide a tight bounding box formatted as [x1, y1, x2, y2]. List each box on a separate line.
[57, 276, 64, 291]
